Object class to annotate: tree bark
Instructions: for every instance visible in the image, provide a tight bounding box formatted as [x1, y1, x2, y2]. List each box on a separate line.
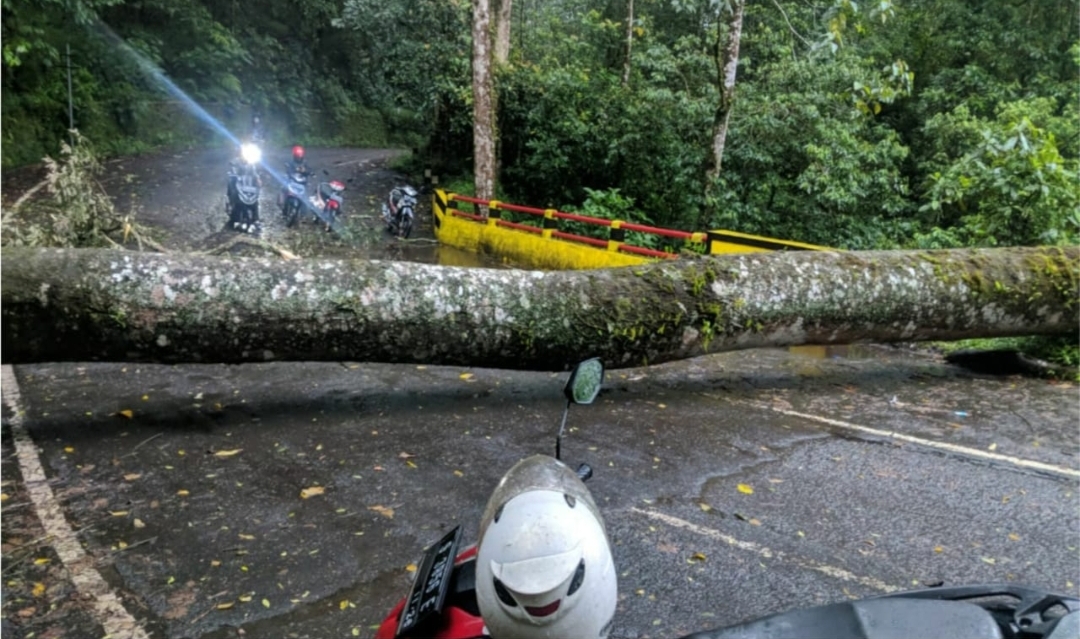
[472, 0, 497, 203]
[494, 0, 512, 65]
[707, 0, 745, 182]
[2, 247, 1076, 370]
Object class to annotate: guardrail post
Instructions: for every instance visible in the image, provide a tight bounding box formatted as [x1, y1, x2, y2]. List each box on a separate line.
[608, 220, 625, 252]
[542, 209, 558, 239]
[487, 200, 501, 226]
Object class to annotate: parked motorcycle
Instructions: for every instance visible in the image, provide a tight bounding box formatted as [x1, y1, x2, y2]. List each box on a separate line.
[375, 358, 614, 639]
[282, 167, 309, 229]
[226, 142, 262, 234]
[382, 185, 418, 239]
[308, 169, 348, 232]
[375, 359, 1079, 639]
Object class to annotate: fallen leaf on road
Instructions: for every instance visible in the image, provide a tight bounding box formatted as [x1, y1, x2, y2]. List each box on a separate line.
[213, 449, 242, 458]
[238, 594, 253, 603]
[238, 534, 255, 540]
[340, 599, 350, 611]
[459, 373, 474, 380]
[699, 503, 713, 513]
[216, 602, 235, 610]
[398, 452, 415, 459]
[33, 558, 50, 566]
[300, 486, 326, 499]
[453, 470, 464, 477]
[123, 473, 141, 481]
[368, 505, 394, 519]
[0, 494, 7, 503]
[133, 518, 146, 529]
[1008, 533, 1020, 541]
[737, 484, 753, 495]
[177, 490, 190, 497]
[934, 546, 944, 553]
[117, 410, 134, 419]
[405, 564, 417, 573]
[688, 552, 707, 563]
[110, 510, 130, 517]
[981, 556, 996, 565]
[211, 560, 222, 567]
[64, 446, 75, 453]
[32, 582, 45, 597]
[262, 598, 270, 608]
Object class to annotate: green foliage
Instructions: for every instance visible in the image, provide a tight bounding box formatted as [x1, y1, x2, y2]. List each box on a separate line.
[2, 131, 130, 248]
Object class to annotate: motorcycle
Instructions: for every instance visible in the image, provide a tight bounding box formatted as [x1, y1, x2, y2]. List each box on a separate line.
[282, 167, 310, 229]
[375, 358, 613, 639]
[308, 169, 348, 232]
[375, 360, 1079, 639]
[226, 142, 262, 234]
[382, 185, 418, 239]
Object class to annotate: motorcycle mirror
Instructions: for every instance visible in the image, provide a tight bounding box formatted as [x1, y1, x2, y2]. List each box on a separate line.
[564, 357, 604, 405]
[556, 358, 604, 461]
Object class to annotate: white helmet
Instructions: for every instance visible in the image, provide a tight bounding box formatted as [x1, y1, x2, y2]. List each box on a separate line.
[476, 455, 617, 639]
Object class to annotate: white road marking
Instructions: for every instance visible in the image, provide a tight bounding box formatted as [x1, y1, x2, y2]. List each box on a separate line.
[2, 365, 150, 639]
[630, 507, 899, 593]
[768, 406, 1080, 480]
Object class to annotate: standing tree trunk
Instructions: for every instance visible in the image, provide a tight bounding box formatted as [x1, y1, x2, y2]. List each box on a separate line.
[2, 247, 1076, 370]
[622, 0, 634, 85]
[706, 0, 745, 182]
[494, 0, 512, 65]
[472, 0, 497, 203]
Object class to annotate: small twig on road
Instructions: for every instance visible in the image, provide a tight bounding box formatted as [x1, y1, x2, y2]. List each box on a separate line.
[107, 536, 158, 556]
[124, 432, 164, 457]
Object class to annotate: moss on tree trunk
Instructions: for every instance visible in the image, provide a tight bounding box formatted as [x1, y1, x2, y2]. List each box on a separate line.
[2, 246, 1076, 369]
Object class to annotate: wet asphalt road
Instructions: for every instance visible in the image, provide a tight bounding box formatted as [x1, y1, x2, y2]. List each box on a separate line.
[5, 346, 1078, 639]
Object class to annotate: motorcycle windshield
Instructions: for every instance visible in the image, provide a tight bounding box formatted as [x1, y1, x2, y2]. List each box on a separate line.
[288, 183, 306, 196]
[477, 455, 605, 543]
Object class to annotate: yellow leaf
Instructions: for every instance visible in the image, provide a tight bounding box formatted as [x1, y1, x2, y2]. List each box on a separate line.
[238, 594, 252, 603]
[0, 493, 7, 503]
[405, 564, 417, 573]
[210, 560, 222, 567]
[118, 410, 134, 419]
[300, 486, 326, 499]
[339, 599, 350, 611]
[217, 602, 235, 610]
[64, 446, 75, 453]
[239, 534, 255, 540]
[699, 503, 713, 513]
[748, 518, 762, 526]
[262, 599, 270, 608]
[406, 460, 417, 469]
[453, 470, 464, 477]
[459, 373, 474, 380]
[368, 505, 395, 519]
[988, 443, 997, 451]
[737, 483, 754, 495]
[33, 558, 50, 566]
[177, 490, 190, 497]
[689, 551, 707, 563]
[214, 449, 243, 458]
[133, 518, 145, 529]
[1008, 533, 1020, 542]
[110, 510, 130, 517]
[167, 576, 175, 585]
[353, 629, 361, 637]
[658, 404, 667, 409]
[118, 540, 128, 549]
[32, 582, 46, 597]
[141, 394, 149, 401]
[123, 473, 141, 481]
[934, 546, 944, 553]
[981, 556, 996, 565]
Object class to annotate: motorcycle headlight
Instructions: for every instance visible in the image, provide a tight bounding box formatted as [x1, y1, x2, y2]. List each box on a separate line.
[240, 143, 262, 165]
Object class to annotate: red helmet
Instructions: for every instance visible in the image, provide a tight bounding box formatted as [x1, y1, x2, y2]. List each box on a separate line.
[292, 145, 305, 161]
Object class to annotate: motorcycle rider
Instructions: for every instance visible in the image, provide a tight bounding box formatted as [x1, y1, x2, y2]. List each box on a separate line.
[279, 145, 312, 209]
[385, 184, 418, 224]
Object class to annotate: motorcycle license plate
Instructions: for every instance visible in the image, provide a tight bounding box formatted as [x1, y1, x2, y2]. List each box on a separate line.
[396, 526, 462, 637]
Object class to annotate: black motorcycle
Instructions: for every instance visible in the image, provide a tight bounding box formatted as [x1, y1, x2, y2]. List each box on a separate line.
[226, 142, 262, 234]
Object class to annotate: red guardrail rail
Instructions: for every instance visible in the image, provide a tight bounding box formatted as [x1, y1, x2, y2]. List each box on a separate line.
[446, 193, 706, 260]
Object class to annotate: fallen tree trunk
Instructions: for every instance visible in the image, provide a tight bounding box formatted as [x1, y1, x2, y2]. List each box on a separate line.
[2, 246, 1076, 369]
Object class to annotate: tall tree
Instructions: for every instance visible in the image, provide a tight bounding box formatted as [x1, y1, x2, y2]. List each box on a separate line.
[621, 0, 634, 85]
[472, 0, 496, 202]
[706, 0, 744, 182]
[494, 0, 512, 65]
